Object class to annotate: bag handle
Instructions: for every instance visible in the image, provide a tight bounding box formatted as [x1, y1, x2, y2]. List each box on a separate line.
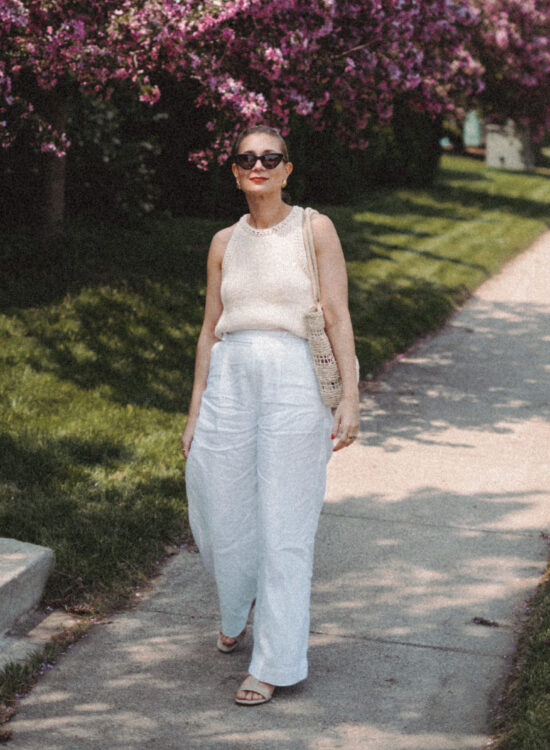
[302, 207, 321, 307]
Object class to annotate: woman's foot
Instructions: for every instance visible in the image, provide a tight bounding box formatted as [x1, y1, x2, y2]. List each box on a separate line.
[235, 675, 275, 705]
[217, 600, 256, 653]
[217, 627, 246, 653]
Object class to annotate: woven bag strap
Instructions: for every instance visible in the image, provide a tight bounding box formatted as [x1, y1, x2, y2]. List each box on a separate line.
[302, 207, 321, 306]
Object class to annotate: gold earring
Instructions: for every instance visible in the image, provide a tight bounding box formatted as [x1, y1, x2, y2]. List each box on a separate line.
[236, 180, 241, 190]
[282, 179, 287, 188]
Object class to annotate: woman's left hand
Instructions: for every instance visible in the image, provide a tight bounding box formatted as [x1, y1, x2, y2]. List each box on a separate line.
[331, 394, 360, 452]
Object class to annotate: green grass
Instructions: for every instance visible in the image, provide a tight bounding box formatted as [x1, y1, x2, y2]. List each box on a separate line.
[490, 557, 550, 750]
[0, 153, 549, 621]
[0, 618, 91, 738]
[0, 217, 227, 612]
[330, 155, 550, 371]
[0, 621, 90, 705]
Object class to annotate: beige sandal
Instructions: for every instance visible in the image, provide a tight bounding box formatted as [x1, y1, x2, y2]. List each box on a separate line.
[235, 675, 274, 706]
[216, 628, 246, 653]
[217, 600, 256, 653]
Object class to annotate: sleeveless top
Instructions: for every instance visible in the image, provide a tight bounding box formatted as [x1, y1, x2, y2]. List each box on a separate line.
[214, 205, 314, 340]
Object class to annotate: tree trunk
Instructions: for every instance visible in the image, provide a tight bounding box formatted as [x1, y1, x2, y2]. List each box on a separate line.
[41, 88, 67, 240]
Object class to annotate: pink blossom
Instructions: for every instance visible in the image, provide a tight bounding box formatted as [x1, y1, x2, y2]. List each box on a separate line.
[1, 0, 548, 159]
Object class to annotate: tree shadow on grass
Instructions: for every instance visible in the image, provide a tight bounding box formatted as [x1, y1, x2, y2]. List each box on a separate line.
[348, 277, 465, 377]
[0, 214, 222, 304]
[21, 282, 202, 412]
[0, 431, 186, 608]
[1, 167, 549, 416]
[387, 182, 550, 223]
[1, 217, 214, 412]
[329, 164, 550, 267]
[0, 432, 128, 491]
[436, 166, 493, 184]
[367, 237, 491, 274]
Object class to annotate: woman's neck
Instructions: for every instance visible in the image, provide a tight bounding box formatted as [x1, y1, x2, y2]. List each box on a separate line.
[245, 196, 292, 230]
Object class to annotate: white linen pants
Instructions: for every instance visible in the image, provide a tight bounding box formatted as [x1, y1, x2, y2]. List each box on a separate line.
[186, 330, 333, 686]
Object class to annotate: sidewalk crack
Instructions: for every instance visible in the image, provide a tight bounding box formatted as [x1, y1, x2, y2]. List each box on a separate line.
[320, 510, 542, 538]
[309, 629, 505, 658]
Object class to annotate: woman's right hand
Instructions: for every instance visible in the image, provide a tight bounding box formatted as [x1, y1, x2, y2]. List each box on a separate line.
[181, 417, 197, 459]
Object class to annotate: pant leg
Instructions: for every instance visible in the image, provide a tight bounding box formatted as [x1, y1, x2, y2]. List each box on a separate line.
[247, 333, 333, 686]
[185, 338, 259, 638]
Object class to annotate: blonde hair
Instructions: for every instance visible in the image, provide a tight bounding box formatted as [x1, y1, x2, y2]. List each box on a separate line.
[233, 126, 289, 161]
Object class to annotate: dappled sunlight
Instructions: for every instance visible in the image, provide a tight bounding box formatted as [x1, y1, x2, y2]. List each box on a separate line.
[376, 538, 400, 547]
[28, 691, 71, 706]
[354, 298, 550, 446]
[11, 611, 499, 749]
[312, 724, 485, 749]
[17, 284, 201, 413]
[310, 243, 550, 740]
[313, 493, 545, 651]
[311, 723, 486, 750]
[122, 634, 190, 664]
[15, 708, 157, 739]
[73, 703, 111, 713]
[325, 482, 547, 534]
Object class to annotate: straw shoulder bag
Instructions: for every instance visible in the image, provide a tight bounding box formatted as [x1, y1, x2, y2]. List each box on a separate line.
[302, 207, 359, 408]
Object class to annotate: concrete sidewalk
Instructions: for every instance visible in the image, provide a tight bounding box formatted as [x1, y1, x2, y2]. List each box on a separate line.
[8, 232, 550, 749]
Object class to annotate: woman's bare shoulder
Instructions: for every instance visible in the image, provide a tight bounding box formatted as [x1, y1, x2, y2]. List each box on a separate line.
[310, 211, 335, 230]
[209, 222, 239, 261]
[213, 222, 238, 245]
[309, 211, 341, 251]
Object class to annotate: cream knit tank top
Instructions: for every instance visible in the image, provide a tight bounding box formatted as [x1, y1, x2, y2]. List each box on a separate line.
[214, 205, 314, 340]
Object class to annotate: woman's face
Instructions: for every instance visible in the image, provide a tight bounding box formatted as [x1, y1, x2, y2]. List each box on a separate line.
[232, 132, 293, 195]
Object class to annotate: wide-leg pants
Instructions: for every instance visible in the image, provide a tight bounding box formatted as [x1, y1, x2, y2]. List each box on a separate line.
[185, 330, 333, 686]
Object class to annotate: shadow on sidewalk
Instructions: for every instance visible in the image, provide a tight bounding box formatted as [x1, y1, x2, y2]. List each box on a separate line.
[359, 299, 550, 447]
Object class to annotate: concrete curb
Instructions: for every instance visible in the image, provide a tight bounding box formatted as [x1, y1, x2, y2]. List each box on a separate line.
[0, 538, 70, 670]
[0, 538, 55, 636]
[0, 609, 79, 671]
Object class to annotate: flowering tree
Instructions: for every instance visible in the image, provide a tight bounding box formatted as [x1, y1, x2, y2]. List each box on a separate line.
[155, 0, 485, 168]
[1, 1, 483, 158]
[0, 0, 161, 154]
[0, 0, 165, 232]
[469, 0, 550, 138]
[1, 0, 547, 230]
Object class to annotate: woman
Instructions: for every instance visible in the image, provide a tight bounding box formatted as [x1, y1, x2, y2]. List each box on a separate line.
[182, 125, 359, 705]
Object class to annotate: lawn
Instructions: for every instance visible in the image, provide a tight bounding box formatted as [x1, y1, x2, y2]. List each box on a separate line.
[490, 561, 550, 749]
[0, 153, 549, 742]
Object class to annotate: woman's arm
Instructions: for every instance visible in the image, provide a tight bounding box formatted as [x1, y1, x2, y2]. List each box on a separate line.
[311, 212, 360, 452]
[181, 226, 232, 458]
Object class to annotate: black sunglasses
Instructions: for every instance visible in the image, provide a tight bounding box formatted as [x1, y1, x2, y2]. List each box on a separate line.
[234, 152, 285, 170]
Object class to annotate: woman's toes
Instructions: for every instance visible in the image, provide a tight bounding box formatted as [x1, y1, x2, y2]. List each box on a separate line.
[236, 677, 274, 702]
[237, 690, 261, 701]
